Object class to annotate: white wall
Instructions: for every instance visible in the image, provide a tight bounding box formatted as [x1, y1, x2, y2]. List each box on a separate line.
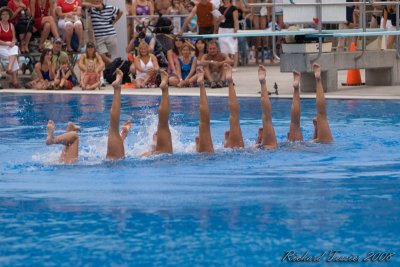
[114, 1, 128, 59]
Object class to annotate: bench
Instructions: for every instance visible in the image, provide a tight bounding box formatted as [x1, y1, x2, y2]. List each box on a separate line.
[280, 50, 400, 92]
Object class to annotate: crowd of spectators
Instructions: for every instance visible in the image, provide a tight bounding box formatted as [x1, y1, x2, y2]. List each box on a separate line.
[0, 0, 397, 90]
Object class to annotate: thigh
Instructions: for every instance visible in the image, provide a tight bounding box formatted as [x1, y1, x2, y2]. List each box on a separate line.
[95, 37, 108, 54]
[105, 36, 117, 55]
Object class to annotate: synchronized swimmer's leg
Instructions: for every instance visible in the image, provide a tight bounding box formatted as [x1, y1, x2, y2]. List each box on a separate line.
[154, 70, 173, 154]
[224, 63, 244, 149]
[258, 65, 277, 149]
[46, 120, 79, 164]
[287, 71, 303, 142]
[313, 64, 333, 144]
[106, 69, 131, 160]
[196, 67, 214, 153]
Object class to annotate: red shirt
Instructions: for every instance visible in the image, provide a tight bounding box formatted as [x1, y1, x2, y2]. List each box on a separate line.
[57, 0, 81, 13]
[7, 0, 30, 25]
[0, 23, 14, 42]
[34, 0, 50, 19]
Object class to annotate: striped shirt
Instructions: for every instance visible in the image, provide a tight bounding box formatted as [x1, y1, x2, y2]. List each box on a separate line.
[90, 5, 119, 38]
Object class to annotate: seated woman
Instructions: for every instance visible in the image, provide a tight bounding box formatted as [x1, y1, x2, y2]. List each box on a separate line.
[175, 43, 197, 88]
[8, 0, 33, 53]
[134, 41, 159, 88]
[30, 0, 59, 51]
[167, 37, 183, 86]
[78, 41, 104, 90]
[54, 56, 75, 89]
[56, 0, 83, 52]
[0, 7, 20, 88]
[27, 49, 55, 90]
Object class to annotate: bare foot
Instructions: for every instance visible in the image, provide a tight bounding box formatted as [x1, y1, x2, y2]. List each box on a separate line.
[258, 65, 266, 82]
[112, 68, 123, 89]
[197, 67, 204, 85]
[256, 127, 263, 144]
[160, 70, 168, 91]
[195, 136, 199, 151]
[293, 70, 301, 90]
[66, 122, 81, 132]
[224, 63, 233, 82]
[46, 120, 55, 145]
[313, 117, 317, 127]
[224, 130, 230, 141]
[313, 63, 321, 80]
[120, 119, 132, 139]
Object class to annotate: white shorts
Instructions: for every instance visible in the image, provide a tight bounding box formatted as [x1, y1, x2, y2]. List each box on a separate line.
[58, 18, 82, 33]
[0, 45, 19, 72]
[218, 28, 238, 55]
[95, 35, 117, 56]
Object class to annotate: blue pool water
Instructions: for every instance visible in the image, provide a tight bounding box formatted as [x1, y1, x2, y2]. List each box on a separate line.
[1, 93, 400, 266]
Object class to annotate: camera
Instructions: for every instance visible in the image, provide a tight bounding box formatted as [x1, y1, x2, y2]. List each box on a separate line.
[138, 31, 146, 39]
[136, 24, 145, 33]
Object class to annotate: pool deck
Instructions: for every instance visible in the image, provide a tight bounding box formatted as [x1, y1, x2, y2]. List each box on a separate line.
[1, 65, 400, 100]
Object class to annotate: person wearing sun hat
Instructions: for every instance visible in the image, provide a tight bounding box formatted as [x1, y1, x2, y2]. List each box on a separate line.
[52, 36, 68, 70]
[0, 6, 20, 88]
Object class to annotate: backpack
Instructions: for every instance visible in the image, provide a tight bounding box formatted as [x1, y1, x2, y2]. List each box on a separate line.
[104, 57, 131, 84]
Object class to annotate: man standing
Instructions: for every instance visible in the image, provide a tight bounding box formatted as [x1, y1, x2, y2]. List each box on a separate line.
[179, 0, 222, 35]
[90, 0, 123, 65]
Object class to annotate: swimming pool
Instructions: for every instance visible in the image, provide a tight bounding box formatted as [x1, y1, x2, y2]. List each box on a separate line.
[1, 93, 399, 266]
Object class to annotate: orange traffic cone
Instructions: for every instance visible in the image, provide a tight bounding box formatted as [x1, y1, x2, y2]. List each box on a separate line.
[344, 42, 363, 86]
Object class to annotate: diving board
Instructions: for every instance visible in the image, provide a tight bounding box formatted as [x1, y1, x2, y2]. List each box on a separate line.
[182, 28, 388, 39]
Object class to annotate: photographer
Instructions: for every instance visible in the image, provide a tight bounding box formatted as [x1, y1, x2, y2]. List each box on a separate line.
[126, 24, 156, 57]
[8, 0, 33, 54]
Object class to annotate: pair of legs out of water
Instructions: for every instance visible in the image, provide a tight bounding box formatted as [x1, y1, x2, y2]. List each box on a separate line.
[46, 64, 333, 163]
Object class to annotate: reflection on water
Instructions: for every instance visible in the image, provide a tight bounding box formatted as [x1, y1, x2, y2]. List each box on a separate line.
[0, 94, 400, 266]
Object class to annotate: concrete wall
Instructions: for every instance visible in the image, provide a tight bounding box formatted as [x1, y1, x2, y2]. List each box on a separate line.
[114, 1, 128, 60]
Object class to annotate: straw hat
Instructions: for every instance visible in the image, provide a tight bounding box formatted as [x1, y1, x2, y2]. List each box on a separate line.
[0, 7, 13, 19]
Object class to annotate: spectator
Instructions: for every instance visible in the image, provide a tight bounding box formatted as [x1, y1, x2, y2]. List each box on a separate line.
[185, 1, 197, 33]
[370, 0, 384, 28]
[52, 37, 69, 70]
[30, 0, 59, 51]
[249, 0, 268, 64]
[167, 37, 184, 86]
[134, 41, 159, 88]
[201, 40, 232, 88]
[126, 23, 156, 57]
[53, 56, 74, 89]
[131, 0, 154, 25]
[81, 58, 100, 90]
[217, 0, 239, 69]
[384, 2, 396, 48]
[8, 0, 33, 53]
[90, 0, 123, 65]
[195, 39, 207, 63]
[56, 0, 83, 52]
[0, 7, 20, 88]
[179, 0, 223, 35]
[81, 0, 102, 43]
[175, 43, 197, 87]
[154, 0, 171, 15]
[27, 49, 55, 89]
[126, 23, 157, 78]
[166, 0, 186, 34]
[78, 41, 104, 90]
[337, 0, 358, 52]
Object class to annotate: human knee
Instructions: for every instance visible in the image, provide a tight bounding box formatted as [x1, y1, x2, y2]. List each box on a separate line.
[43, 22, 51, 31]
